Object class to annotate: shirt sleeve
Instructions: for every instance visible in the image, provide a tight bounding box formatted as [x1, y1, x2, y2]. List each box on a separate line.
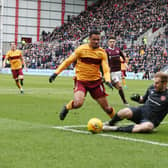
[55, 51, 78, 75]
[101, 51, 111, 82]
[142, 85, 152, 102]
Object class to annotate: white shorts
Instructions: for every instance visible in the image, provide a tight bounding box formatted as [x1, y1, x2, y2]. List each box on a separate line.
[111, 71, 121, 84]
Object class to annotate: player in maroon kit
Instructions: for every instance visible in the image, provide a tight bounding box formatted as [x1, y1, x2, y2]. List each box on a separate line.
[105, 36, 129, 105]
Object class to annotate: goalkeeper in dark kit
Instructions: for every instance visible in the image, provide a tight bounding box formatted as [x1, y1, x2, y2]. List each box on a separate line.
[103, 71, 168, 133]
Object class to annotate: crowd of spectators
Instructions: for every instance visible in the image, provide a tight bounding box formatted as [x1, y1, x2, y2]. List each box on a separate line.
[126, 33, 168, 74]
[22, 0, 168, 74]
[23, 32, 168, 74]
[23, 41, 76, 69]
[41, 0, 168, 43]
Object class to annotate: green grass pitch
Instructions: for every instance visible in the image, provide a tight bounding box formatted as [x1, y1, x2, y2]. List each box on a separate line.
[0, 74, 168, 168]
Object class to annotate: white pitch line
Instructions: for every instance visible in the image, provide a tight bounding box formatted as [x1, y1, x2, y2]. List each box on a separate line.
[53, 126, 91, 134]
[1, 117, 168, 147]
[99, 134, 168, 147]
[58, 121, 168, 128]
[52, 124, 168, 147]
[62, 125, 86, 128]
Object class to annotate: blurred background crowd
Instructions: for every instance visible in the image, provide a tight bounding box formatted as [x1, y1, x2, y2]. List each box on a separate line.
[19, 0, 168, 77]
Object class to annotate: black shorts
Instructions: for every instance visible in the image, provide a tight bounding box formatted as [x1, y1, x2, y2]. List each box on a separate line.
[129, 106, 158, 127]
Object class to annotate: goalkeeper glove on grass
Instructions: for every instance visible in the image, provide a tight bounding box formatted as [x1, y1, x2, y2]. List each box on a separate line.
[49, 73, 57, 83]
[130, 93, 140, 102]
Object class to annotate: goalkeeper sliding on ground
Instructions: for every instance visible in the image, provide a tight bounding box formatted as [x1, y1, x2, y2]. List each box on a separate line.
[103, 71, 168, 133]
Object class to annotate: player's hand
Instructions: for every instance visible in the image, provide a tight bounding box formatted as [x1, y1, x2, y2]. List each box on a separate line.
[49, 73, 57, 83]
[105, 82, 113, 90]
[130, 93, 140, 102]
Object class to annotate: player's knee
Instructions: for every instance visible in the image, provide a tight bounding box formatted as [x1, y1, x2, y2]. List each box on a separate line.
[115, 83, 121, 90]
[144, 122, 154, 132]
[118, 86, 122, 90]
[15, 79, 19, 84]
[133, 122, 154, 133]
[118, 108, 132, 119]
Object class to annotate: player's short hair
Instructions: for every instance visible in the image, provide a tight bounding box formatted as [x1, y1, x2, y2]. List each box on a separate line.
[155, 71, 168, 83]
[89, 30, 100, 37]
[108, 36, 116, 41]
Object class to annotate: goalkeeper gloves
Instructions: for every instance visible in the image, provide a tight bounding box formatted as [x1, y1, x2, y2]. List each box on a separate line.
[105, 82, 113, 90]
[49, 73, 57, 83]
[130, 93, 140, 102]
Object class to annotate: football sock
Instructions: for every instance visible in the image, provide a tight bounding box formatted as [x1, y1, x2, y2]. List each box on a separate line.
[116, 125, 134, 133]
[119, 88, 127, 104]
[20, 79, 24, 86]
[122, 78, 126, 86]
[66, 100, 74, 110]
[109, 113, 122, 125]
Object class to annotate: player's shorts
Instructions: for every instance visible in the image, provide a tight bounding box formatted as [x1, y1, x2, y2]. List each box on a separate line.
[11, 69, 24, 80]
[121, 70, 127, 77]
[129, 106, 159, 127]
[74, 79, 108, 99]
[110, 71, 121, 84]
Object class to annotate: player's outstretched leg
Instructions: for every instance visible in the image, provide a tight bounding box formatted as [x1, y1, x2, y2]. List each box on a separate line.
[103, 125, 134, 133]
[59, 100, 74, 120]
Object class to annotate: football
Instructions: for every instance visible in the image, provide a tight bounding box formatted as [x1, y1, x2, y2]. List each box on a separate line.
[87, 118, 103, 133]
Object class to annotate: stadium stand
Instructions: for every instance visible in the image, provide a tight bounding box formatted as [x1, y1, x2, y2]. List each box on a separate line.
[23, 0, 168, 73]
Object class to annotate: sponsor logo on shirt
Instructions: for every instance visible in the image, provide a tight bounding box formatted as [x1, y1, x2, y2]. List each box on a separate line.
[160, 96, 166, 101]
[116, 50, 120, 54]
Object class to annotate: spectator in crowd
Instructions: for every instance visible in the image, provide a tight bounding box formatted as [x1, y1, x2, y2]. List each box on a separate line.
[22, 0, 168, 76]
[142, 67, 150, 80]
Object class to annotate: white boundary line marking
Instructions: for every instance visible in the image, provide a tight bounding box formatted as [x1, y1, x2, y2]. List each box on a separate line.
[52, 121, 168, 147]
[1, 117, 168, 147]
[60, 121, 168, 128]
